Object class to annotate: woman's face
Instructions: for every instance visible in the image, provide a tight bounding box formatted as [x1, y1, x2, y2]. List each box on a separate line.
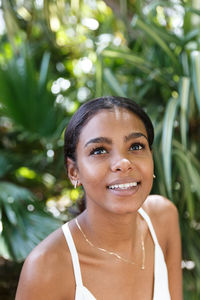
[71, 108, 154, 214]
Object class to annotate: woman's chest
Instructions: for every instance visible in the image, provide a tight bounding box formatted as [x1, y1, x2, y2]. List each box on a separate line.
[79, 236, 155, 300]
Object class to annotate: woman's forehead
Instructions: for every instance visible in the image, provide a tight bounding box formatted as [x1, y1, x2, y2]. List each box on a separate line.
[89, 107, 145, 125]
[85, 107, 143, 123]
[79, 108, 147, 140]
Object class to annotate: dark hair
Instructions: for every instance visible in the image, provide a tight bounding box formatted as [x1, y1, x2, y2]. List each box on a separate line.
[64, 96, 154, 167]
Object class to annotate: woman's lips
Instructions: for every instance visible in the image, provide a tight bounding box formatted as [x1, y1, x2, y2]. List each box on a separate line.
[108, 182, 138, 190]
[107, 181, 141, 196]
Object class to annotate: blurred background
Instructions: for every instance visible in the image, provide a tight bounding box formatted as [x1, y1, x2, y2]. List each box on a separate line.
[0, 0, 200, 299]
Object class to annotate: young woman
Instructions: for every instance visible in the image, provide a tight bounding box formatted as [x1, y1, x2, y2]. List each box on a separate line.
[16, 96, 182, 300]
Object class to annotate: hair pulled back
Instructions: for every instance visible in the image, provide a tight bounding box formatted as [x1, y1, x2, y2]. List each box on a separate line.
[64, 96, 154, 168]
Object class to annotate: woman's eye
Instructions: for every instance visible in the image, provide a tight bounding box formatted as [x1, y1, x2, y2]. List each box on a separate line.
[130, 143, 144, 151]
[90, 147, 107, 155]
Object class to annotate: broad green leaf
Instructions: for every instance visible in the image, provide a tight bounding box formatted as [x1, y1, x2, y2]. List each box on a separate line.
[4, 203, 17, 225]
[191, 50, 200, 112]
[39, 52, 51, 90]
[174, 151, 194, 219]
[179, 77, 190, 149]
[103, 68, 127, 97]
[181, 52, 190, 76]
[153, 147, 167, 197]
[161, 97, 179, 197]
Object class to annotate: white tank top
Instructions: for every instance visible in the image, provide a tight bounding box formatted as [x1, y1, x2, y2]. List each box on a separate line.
[62, 208, 171, 300]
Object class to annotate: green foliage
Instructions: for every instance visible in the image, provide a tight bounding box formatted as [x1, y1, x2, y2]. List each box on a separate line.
[0, 182, 61, 262]
[161, 96, 179, 198]
[0, 0, 200, 298]
[0, 49, 67, 139]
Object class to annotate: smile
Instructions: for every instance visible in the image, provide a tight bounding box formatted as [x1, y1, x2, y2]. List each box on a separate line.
[108, 182, 139, 190]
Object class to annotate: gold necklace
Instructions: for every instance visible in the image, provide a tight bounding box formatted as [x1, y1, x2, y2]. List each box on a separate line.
[75, 217, 145, 270]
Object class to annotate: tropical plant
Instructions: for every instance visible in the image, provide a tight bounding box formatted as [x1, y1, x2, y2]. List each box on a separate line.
[0, 0, 199, 299]
[0, 181, 61, 261]
[0, 48, 66, 262]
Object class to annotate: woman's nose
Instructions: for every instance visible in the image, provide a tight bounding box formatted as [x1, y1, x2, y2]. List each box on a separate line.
[111, 157, 133, 172]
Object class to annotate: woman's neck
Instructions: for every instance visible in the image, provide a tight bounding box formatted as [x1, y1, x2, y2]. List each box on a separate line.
[78, 205, 143, 257]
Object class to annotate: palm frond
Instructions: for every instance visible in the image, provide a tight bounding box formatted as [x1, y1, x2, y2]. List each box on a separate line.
[191, 51, 200, 112]
[0, 48, 66, 139]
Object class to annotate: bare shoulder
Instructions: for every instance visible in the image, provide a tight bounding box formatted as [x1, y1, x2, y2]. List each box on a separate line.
[143, 195, 183, 299]
[15, 226, 75, 300]
[142, 195, 180, 254]
[143, 194, 179, 223]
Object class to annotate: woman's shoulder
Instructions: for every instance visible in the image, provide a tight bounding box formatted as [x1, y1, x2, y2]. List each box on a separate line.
[143, 194, 178, 221]
[143, 196, 182, 299]
[15, 225, 75, 300]
[25, 227, 68, 270]
[142, 195, 180, 253]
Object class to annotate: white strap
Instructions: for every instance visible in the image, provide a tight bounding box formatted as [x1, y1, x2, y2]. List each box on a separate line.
[138, 208, 171, 300]
[62, 223, 83, 287]
[138, 208, 159, 245]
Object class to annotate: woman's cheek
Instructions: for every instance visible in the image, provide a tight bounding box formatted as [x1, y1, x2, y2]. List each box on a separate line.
[78, 159, 107, 183]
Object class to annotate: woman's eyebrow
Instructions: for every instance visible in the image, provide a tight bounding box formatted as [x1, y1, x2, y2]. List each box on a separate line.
[84, 137, 112, 148]
[84, 132, 147, 148]
[124, 132, 148, 142]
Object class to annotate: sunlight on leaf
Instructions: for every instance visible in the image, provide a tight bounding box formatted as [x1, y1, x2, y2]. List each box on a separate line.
[16, 167, 37, 180]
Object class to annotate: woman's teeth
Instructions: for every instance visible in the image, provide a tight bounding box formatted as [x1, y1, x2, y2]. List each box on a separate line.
[108, 182, 138, 190]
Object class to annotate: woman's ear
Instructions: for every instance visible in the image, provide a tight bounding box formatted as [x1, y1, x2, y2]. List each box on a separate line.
[67, 158, 80, 187]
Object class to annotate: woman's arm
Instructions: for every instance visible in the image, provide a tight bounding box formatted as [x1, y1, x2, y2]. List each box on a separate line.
[15, 229, 74, 300]
[15, 250, 56, 300]
[145, 195, 183, 300]
[165, 202, 183, 300]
